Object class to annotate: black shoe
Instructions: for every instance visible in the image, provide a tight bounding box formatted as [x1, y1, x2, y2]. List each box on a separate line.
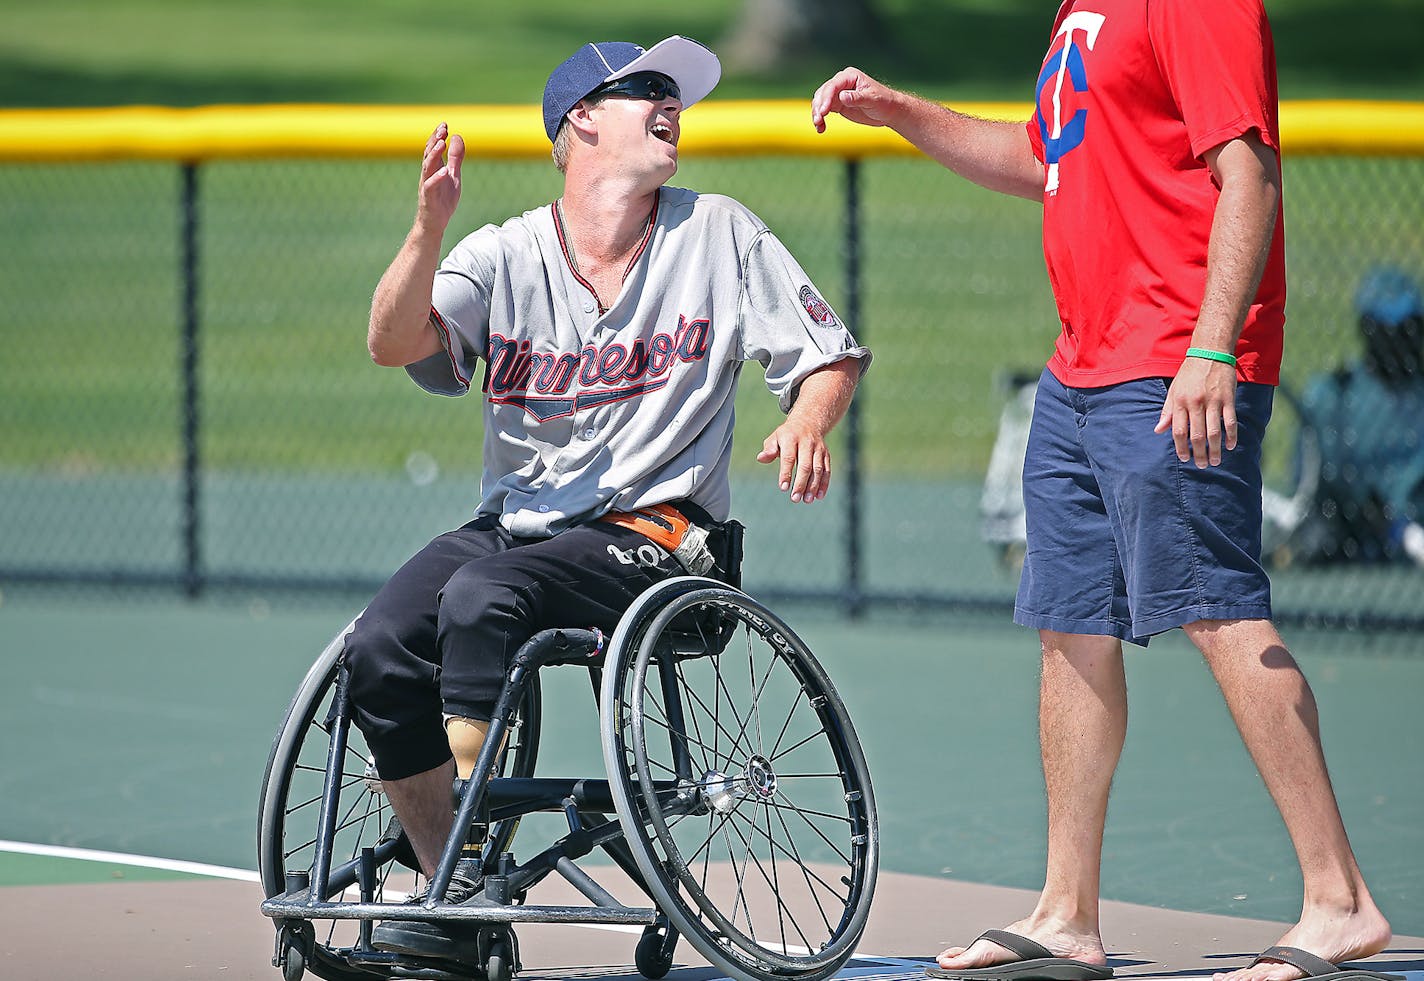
[371, 860, 485, 960]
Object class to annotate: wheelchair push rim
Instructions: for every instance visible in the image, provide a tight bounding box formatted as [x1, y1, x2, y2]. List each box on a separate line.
[602, 578, 879, 981]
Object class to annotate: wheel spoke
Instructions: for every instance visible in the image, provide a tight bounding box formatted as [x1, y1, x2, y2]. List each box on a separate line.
[764, 797, 852, 826]
[767, 689, 805, 762]
[672, 662, 759, 771]
[285, 772, 366, 819]
[645, 755, 679, 778]
[677, 803, 744, 871]
[746, 631, 765, 759]
[708, 652, 757, 765]
[701, 809, 714, 896]
[735, 804, 850, 907]
[763, 785, 820, 951]
[721, 807, 756, 942]
[769, 793, 836, 935]
[739, 629, 786, 761]
[769, 727, 829, 765]
[767, 792, 854, 866]
[642, 674, 713, 778]
[763, 794, 792, 958]
[639, 709, 736, 766]
[724, 808, 815, 954]
[342, 740, 372, 773]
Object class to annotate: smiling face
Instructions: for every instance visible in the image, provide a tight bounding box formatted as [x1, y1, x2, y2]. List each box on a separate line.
[590, 90, 683, 185]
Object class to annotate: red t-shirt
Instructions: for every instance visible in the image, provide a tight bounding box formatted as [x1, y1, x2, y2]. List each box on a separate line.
[1026, 0, 1286, 387]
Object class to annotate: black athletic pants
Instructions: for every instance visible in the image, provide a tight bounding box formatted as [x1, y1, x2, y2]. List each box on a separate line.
[344, 513, 686, 781]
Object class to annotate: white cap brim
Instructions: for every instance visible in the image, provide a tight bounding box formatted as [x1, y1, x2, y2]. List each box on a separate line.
[604, 35, 721, 109]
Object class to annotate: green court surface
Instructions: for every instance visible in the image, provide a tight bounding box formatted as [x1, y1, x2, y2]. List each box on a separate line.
[0, 591, 1420, 936]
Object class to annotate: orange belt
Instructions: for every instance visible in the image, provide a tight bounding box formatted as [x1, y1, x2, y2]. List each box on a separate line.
[599, 503, 716, 575]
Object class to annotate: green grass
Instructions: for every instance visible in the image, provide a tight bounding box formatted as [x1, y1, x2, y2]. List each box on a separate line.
[3, 153, 1420, 482]
[1, 1, 1421, 482]
[1, 0, 1420, 108]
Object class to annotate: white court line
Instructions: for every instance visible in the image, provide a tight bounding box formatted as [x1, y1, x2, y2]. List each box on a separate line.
[0, 839, 260, 882]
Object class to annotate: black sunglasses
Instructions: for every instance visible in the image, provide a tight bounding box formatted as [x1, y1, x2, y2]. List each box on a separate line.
[592, 72, 681, 103]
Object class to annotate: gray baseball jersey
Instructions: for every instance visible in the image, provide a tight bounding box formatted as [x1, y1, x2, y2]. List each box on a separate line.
[407, 184, 871, 538]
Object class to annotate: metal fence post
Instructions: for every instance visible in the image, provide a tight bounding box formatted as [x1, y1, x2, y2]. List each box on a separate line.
[843, 158, 865, 618]
[180, 162, 203, 598]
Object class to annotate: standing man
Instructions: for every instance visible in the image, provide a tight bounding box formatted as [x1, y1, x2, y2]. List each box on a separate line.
[353, 34, 869, 963]
[811, 3, 1392, 981]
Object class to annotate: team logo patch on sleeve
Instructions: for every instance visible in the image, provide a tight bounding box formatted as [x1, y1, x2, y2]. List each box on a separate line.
[798, 285, 839, 328]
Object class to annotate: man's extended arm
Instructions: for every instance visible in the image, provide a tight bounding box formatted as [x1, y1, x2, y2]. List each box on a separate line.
[811, 67, 1044, 202]
[757, 357, 863, 503]
[368, 122, 466, 368]
[1154, 131, 1281, 468]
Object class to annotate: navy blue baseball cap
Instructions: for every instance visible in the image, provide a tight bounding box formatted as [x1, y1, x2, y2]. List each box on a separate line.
[541, 35, 721, 142]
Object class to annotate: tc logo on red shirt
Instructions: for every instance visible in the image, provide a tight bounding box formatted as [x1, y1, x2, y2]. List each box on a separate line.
[1034, 10, 1106, 195]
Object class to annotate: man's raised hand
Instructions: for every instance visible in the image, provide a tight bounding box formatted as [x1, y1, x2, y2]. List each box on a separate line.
[418, 122, 465, 231]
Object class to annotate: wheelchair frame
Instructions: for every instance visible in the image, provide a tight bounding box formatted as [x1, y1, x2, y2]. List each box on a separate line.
[258, 575, 879, 981]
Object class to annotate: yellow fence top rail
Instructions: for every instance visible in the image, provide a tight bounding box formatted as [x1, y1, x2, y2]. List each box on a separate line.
[2, 100, 1421, 163]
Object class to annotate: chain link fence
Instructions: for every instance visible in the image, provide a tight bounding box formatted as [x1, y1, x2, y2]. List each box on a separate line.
[1, 106, 1421, 629]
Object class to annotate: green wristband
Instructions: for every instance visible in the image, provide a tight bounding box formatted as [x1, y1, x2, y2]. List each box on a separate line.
[1185, 346, 1238, 367]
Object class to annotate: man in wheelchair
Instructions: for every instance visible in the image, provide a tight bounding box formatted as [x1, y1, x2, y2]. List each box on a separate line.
[352, 35, 869, 963]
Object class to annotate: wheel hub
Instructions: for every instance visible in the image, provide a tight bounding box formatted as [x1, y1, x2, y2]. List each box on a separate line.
[700, 755, 778, 813]
[744, 755, 777, 800]
[700, 769, 740, 814]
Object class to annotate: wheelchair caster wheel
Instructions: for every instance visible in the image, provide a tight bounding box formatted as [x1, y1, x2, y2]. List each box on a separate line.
[485, 939, 513, 981]
[275, 923, 310, 981]
[276, 928, 304, 973]
[280, 947, 305, 981]
[481, 925, 519, 981]
[634, 927, 675, 980]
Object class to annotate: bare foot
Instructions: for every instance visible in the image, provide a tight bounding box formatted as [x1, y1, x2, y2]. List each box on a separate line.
[1211, 910, 1392, 981]
[937, 920, 1108, 971]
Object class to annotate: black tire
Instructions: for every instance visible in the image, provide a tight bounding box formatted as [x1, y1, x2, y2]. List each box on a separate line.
[482, 926, 519, 981]
[257, 620, 540, 981]
[485, 944, 511, 981]
[601, 578, 878, 981]
[275, 921, 315, 981]
[634, 927, 675, 979]
[280, 944, 306, 981]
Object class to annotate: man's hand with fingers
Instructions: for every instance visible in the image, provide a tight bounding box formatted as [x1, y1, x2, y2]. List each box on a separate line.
[755, 359, 860, 503]
[1154, 357, 1239, 468]
[417, 122, 465, 233]
[811, 67, 902, 133]
[758, 420, 832, 504]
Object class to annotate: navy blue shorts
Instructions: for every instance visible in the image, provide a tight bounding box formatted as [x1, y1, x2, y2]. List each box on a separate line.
[1014, 369, 1275, 645]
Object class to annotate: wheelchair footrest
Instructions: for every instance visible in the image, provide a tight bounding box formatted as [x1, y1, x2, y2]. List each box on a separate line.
[261, 895, 658, 926]
[342, 950, 472, 981]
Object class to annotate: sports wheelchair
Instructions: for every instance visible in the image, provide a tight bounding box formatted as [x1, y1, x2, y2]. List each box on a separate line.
[258, 545, 879, 981]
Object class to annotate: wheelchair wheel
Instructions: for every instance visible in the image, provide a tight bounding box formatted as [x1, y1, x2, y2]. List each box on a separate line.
[257, 620, 541, 981]
[601, 578, 878, 981]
